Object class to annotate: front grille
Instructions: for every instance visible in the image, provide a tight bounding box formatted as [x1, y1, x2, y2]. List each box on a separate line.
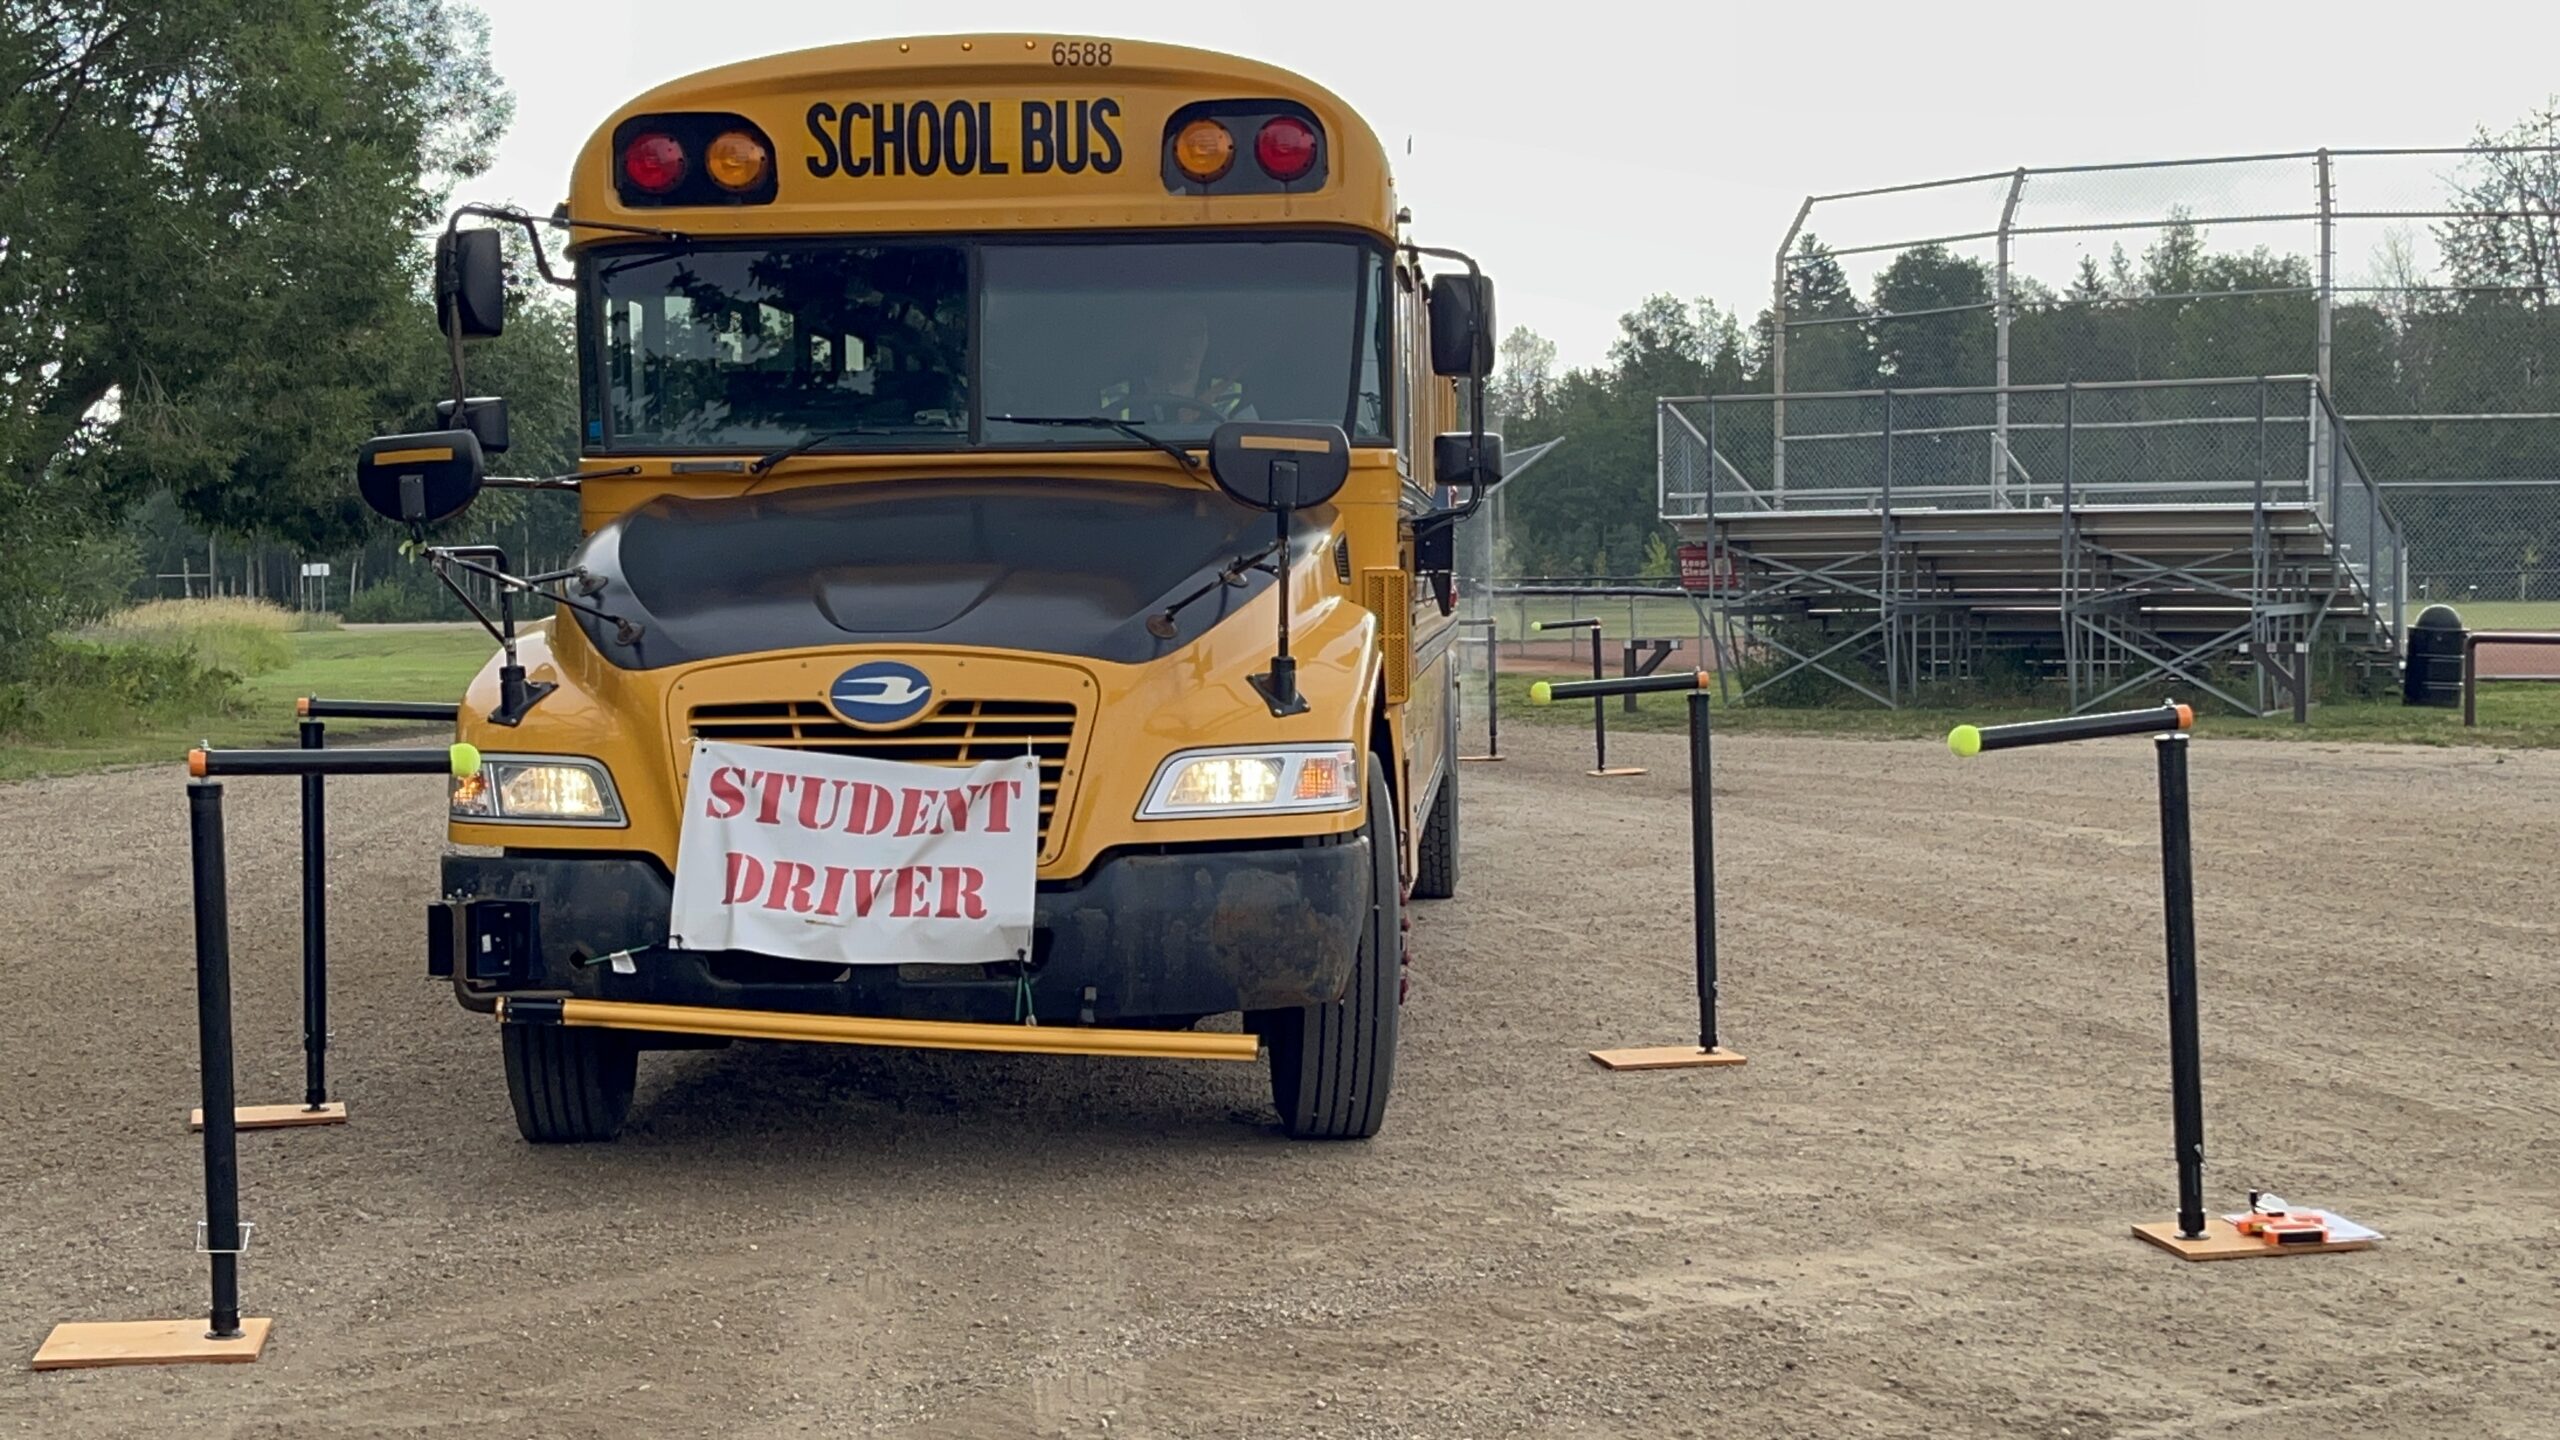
[685, 698, 1079, 854]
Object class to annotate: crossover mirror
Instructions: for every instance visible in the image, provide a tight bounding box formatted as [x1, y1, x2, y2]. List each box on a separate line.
[356, 429, 486, 525]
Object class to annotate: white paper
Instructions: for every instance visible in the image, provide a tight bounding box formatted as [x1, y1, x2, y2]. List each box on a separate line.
[668, 740, 1037, 966]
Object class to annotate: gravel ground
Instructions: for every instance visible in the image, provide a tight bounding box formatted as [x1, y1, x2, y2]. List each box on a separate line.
[3, 726, 2556, 1437]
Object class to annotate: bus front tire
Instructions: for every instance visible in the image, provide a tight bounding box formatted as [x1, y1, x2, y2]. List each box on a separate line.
[503, 1022, 637, 1143]
[1259, 766, 1402, 1140]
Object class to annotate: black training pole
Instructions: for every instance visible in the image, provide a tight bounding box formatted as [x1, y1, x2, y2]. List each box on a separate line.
[191, 745, 471, 779]
[297, 718, 329, 1112]
[1688, 691, 1718, 1052]
[296, 697, 460, 722]
[188, 781, 245, 1340]
[1948, 702, 2191, 756]
[1589, 628, 1609, 772]
[2157, 732, 2209, 1240]
[1484, 625, 1501, 759]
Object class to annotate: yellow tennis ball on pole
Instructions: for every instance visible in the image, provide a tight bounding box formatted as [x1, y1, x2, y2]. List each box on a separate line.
[1529, 680, 1554, 705]
[1947, 725, 1982, 758]
[449, 742, 483, 777]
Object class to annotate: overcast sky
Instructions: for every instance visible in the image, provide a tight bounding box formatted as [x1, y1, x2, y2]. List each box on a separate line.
[468, 0, 2557, 372]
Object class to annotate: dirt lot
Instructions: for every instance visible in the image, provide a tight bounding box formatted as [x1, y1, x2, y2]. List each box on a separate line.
[4, 725, 2557, 1437]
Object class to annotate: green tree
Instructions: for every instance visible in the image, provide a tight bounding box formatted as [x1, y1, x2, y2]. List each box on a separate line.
[0, 0, 508, 661]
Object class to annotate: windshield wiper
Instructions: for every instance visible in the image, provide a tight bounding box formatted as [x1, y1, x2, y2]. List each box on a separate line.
[987, 414, 1203, 475]
[747, 426, 926, 476]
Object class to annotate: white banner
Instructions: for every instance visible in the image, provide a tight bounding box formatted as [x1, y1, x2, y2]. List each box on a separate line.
[668, 740, 1038, 966]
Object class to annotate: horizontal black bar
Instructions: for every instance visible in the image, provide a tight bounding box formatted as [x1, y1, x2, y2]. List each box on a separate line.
[299, 697, 461, 722]
[191, 745, 474, 779]
[1530, 617, 1602, 632]
[1490, 586, 1687, 599]
[1534, 671, 1711, 702]
[1950, 703, 2192, 756]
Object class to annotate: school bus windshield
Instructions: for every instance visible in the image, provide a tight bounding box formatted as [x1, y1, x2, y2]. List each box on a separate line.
[590, 235, 1393, 452]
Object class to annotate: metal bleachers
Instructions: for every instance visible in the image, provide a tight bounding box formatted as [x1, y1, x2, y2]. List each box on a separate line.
[1658, 376, 2407, 714]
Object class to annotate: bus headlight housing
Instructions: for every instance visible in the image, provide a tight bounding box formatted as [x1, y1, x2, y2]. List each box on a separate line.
[1139, 745, 1360, 819]
[452, 755, 627, 826]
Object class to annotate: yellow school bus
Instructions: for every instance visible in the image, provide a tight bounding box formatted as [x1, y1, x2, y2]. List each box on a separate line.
[357, 35, 1500, 1143]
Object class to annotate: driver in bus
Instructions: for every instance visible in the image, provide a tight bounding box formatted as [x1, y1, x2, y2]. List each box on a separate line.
[1099, 301, 1256, 423]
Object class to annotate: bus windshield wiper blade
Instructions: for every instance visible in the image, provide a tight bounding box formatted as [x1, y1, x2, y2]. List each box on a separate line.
[988, 414, 1203, 475]
[747, 426, 924, 476]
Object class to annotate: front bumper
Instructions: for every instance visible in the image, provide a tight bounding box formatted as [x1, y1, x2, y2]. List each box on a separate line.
[434, 838, 1369, 1026]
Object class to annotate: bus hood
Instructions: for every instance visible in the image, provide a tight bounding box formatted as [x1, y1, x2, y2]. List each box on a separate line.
[567, 478, 1327, 669]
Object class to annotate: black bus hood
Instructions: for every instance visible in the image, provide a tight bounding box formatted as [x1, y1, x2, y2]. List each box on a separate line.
[566, 478, 1324, 669]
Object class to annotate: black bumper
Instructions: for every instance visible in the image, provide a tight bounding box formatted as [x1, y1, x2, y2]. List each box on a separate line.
[435, 839, 1368, 1025]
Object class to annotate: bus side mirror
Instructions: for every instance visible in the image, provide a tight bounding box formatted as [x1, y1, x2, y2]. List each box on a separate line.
[1433, 431, 1503, 495]
[1208, 422, 1351, 717]
[436, 228, 506, 340]
[1428, 273, 1495, 378]
[356, 430, 486, 524]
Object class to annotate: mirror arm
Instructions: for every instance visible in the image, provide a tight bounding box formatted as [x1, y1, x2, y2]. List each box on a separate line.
[447, 204, 684, 291]
[482, 464, 640, 493]
[1402, 241, 1494, 527]
[1245, 509, 1308, 718]
[432, 548, 644, 646]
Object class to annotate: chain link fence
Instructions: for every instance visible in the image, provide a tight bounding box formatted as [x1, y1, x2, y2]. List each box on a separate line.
[1763, 146, 2559, 616]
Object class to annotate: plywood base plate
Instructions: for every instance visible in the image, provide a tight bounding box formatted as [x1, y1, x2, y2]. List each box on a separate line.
[1588, 767, 1649, 778]
[1458, 755, 1505, 763]
[32, 1317, 271, 1369]
[189, 1102, 346, 1132]
[1590, 1045, 1748, 1070]
[2131, 1217, 2377, 1261]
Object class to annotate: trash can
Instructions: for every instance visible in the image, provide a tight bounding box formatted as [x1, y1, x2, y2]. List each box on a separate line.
[2402, 604, 2466, 708]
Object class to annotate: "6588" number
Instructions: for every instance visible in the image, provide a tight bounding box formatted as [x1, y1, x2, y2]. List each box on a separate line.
[1052, 40, 1112, 67]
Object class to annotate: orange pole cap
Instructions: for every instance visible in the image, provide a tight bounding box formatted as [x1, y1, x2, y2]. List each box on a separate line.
[2173, 703, 2195, 731]
[186, 749, 208, 778]
[295, 696, 311, 716]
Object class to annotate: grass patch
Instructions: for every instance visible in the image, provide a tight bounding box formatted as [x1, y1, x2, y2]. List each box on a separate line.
[0, 624, 494, 782]
[1469, 670, 2560, 749]
[2410, 599, 2560, 633]
[77, 596, 343, 678]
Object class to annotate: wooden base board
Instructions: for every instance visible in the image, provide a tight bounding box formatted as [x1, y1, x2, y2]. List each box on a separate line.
[32, 1317, 271, 1370]
[189, 1102, 346, 1132]
[1589, 1045, 1747, 1071]
[1587, 766, 1649, 778]
[1458, 754, 1505, 763]
[2131, 1217, 2377, 1262]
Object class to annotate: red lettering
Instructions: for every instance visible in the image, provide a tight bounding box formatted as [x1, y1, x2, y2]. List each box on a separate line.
[723, 851, 766, 905]
[795, 777, 846, 832]
[813, 864, 851, 918]
[840, 782, 896, 836]
[849, 867, 895, 916]
[897, 786, 967, 837]
[705, 766, 747, 819]
[763, 860, 819, 913]
[750, 770, 799, 826]
[937, 866, 987, 920]
[890, 865, 933, 917]
[976, 778, 1026, 834]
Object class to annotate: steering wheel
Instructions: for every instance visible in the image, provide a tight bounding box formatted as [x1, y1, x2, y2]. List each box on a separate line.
[1123, 389, 1223, 422]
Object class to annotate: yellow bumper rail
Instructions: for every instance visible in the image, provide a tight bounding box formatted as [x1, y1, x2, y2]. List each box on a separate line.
[496, 996, 1260, 1062]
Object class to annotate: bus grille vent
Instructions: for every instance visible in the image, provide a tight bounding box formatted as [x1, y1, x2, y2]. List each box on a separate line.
[684, 698, 1078, 854]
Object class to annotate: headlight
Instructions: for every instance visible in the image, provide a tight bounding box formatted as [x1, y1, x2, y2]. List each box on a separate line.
[1139, 745, 1361, 819]
[452, 755, 626, 826]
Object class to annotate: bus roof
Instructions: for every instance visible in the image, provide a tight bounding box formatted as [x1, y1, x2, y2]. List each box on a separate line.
[564, 35, 1398, 244]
